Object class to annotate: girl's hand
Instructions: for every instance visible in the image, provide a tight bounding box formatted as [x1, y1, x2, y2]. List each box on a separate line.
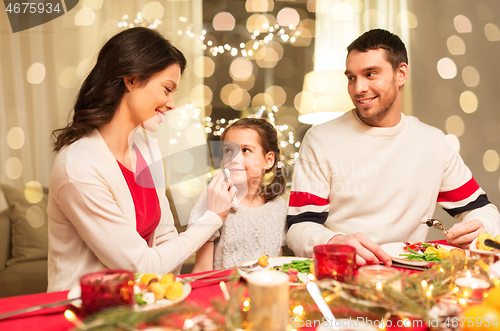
[206, 172, 237, 222]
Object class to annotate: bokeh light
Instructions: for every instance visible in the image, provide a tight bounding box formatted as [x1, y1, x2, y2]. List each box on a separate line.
[476, 3, 493, 21]
[74, 8, 95, 26]
[82, 0, 103, 9]
[172, 151, 194, 174]
[484, 23, 500, 41]
[265, 86, 287, 107]
[462, 66, 480, 87]
[25, 181, 44, 204]
[454, 15, 472, 33]
[447, 35, 465, 55]
[185, 123, 206, 146]
[230, 57, 254, 81]
[190, 85, 212, 108]
[228, 88, 251, 110]
[76, 59, 92, 80]
[27, 63, 46, 84]
[7, 127, 25, 150]
[331, 2, 354, 20]
[445, 115, 465, 137]
[26, 206, 45, 229]
[193, 56, 215, 78]
[277, 7, 300, 26]
[142, 2, 164, 19]
[397, 10, 418, 29]
[234, 74, 255, 91]
[5, 157, 23, 179]
[252, 93, 274, 109]
[59, 67, 80, 88]
[293, 19, 314, 47]
[256, 46, 279, 68]
[363, 10, 381, 29]
[179, 176, 205, 198]
[221, 84, 239, 105]
[437, 58, 457, 79]
[246, 14, 275, 33]
[483, 150, 500, 172]
[213, 12, 236, 31]
[245, 0, 274, 12]
[460, 91, 478, 113]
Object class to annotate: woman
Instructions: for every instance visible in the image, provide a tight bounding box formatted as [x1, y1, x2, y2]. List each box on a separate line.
[47, 27, 236, 292]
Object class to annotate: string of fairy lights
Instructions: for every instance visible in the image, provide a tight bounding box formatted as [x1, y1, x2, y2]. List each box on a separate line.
[118, 11, 304, 166]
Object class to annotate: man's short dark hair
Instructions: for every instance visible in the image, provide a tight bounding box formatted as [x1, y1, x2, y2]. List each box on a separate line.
[347, 29, 408, 70]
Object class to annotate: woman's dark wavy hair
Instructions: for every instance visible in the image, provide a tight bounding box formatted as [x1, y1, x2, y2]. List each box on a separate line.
[52, 27, 187, 151]
[221, 118, 286, 202]
[347, 28, 408, 70]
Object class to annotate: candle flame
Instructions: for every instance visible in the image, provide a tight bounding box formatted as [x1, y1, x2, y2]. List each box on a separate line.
[64, 310, 77, 322]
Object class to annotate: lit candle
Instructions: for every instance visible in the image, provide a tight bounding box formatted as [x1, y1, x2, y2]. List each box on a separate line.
[454, 274, 490, 302]
[357, 265, 402, 291]
[454, 277, 489, 289]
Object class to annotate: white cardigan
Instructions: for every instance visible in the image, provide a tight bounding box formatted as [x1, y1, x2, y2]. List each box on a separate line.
[47, 129, 222, 292]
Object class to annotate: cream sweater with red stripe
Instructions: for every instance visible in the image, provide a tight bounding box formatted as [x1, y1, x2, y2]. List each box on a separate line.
[286, 110, 500, 258]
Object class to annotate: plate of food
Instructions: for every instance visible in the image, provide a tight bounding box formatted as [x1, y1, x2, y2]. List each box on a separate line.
[380, 242, 464, 267]
[67, 273, 191, 312]
[238, 256, 313, 286]
[470, 233, 500, 256]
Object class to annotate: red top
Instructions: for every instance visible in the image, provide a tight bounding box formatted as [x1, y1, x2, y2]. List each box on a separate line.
[117, 147, 161, 241]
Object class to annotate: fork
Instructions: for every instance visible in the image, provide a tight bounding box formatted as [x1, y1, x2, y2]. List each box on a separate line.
[238, 255, 269, 272]
[421, 217, 448, 234]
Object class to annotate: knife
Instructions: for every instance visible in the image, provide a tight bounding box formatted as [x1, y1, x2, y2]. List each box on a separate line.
[0, 297, 80, 321]
[484, 239, 500, 251]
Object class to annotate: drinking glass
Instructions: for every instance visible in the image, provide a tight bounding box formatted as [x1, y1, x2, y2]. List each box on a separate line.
[80, 269, 135, 316]
[313, 244, 356, 283]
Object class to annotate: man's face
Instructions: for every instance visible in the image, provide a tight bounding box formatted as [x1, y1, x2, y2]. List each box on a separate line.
[345, 48, 407, 127]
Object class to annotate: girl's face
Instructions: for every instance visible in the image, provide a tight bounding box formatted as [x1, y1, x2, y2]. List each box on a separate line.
[123, 63, 181, 132]
[222, 127, 274, 188]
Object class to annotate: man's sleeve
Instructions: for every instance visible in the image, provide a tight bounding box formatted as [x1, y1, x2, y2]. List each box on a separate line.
[285, 132, 340, 257]
[438, 138, 500, 236]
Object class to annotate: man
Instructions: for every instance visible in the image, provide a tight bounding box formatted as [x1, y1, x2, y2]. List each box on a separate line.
[286, 29, 500, 266]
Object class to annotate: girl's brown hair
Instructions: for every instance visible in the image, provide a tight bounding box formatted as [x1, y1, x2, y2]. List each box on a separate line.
[221, 118, 286, 202]
[52, 27, 187, 151]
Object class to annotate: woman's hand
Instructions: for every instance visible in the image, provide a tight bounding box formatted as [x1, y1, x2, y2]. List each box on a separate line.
[206, 172, 237, 222]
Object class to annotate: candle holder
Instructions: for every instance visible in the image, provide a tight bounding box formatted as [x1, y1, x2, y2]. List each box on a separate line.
[357, 265, 402, 291]
[453, 269, 491, 303]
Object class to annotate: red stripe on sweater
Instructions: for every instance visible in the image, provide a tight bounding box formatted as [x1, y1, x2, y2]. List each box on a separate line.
[289, 191, 329, 207]
[437, 178, 480, 203]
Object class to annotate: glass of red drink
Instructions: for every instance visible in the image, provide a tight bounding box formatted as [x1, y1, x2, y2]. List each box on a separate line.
[80, 269, 135, 316]
[313, 244, 356, 283]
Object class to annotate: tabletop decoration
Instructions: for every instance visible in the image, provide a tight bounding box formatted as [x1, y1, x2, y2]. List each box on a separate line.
[67, 258, 499, 331]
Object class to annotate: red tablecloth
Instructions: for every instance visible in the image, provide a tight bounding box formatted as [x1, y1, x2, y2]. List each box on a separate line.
[0, 270, 234, 331]
[1, 242, 449, 331]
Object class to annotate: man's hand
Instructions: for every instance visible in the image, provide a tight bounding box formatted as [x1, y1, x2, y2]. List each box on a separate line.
[327, 233, 392, 267]
[446, 219, 487, 247]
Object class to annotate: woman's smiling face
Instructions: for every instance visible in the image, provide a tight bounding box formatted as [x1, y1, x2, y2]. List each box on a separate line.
[124, 63, 180, 132]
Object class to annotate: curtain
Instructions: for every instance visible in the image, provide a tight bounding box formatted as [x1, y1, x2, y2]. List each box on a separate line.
[0, 1, 204, 224]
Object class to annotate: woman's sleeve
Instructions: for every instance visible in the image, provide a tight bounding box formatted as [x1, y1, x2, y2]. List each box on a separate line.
[55, 178, 222, 275]
[187, 192, 221, 241]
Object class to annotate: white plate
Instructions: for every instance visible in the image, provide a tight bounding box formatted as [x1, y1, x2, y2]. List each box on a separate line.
[380, 242, 456, 267]
[238, 257, 312, 286]
[470, 237, 500, 256]
[67, 276, 191, 312]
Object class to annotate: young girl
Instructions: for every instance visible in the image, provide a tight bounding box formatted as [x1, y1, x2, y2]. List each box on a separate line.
[190, 118, 287, 271]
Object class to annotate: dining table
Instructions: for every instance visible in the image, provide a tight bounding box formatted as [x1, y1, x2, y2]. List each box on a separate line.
[0, 241, 449, 331]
